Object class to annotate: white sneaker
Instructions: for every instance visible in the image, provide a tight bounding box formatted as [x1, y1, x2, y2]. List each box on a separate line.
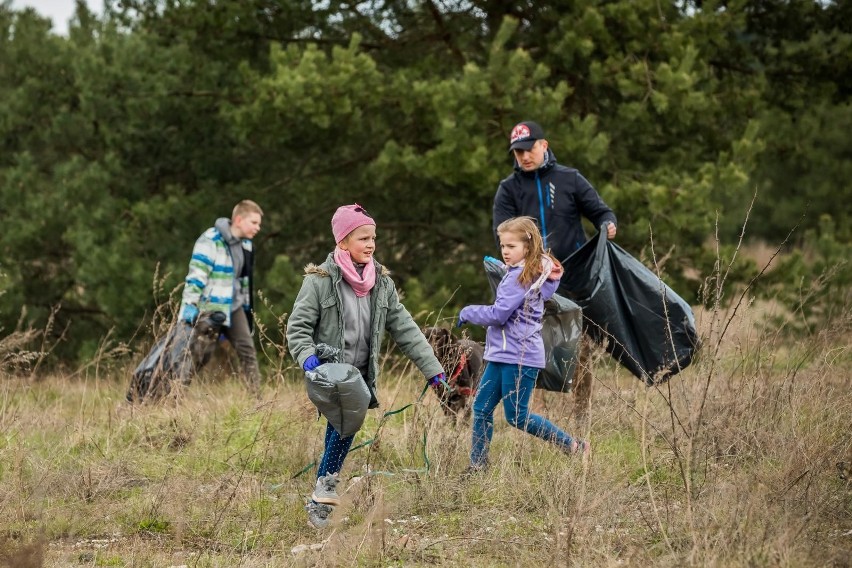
[311, 473, 341, 505]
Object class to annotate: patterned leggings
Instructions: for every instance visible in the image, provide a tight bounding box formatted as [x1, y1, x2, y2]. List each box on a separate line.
[317, 422, 355, 478]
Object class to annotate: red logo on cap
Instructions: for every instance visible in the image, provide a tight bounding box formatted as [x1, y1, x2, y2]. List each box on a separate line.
[510, 124, 531, 143]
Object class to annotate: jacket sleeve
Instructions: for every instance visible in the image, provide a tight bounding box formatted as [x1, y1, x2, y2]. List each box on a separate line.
[384, 283, 444, 379]
[180, 234, 215, 318]
[286, 277, 320, 367]
[493, 180, 517, 249]
[459, 272, 526, 327]
[540, 278, 559, 301]
[575, 172, 617, 231]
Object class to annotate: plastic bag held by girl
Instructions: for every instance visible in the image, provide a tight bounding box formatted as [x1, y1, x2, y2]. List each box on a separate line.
[304, 343, 371, 437]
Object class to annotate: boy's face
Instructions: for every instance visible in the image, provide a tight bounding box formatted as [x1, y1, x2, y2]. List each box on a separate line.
[499, 232, 528, 266]
[339, 224, 376, 264]
[232, 212, 262, 240]
[512, 139, 548, 172]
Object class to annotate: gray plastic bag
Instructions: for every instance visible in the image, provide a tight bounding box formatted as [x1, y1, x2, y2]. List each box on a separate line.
[539, 294, 583, 392]
[127, 311, 227, 402]
[304, 344, 371, 437]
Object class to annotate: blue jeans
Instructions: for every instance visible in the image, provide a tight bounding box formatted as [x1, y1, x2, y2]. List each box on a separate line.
[317, 422, 355, 478]
[470, 361, 575, 467]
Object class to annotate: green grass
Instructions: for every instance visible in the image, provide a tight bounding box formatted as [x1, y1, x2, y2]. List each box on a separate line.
[1, 308, 851, 567]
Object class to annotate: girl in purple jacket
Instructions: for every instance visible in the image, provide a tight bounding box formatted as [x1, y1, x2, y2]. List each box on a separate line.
[459, 217, 590, 471]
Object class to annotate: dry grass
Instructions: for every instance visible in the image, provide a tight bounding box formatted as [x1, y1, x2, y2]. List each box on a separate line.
[1, 298, 851, 567]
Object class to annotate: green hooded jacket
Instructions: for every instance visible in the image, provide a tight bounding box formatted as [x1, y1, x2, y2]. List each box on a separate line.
[287, 253, 443, 408]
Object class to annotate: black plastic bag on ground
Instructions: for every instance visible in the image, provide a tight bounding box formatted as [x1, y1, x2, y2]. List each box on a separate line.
[483, 257, 582, 392]
[304, 343, 371, 437]
[127, 311, 227, 402]
[559, 229, 699, 385]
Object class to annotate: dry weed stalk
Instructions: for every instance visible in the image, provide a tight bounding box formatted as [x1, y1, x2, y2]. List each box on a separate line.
[0, 536, 44, 568]
[67, 327, 132, 381]
[627, 195, 852, 564]
[254, 289, 290, 384]
[0, 305, 66, 379]
[0, 327, 42, 375]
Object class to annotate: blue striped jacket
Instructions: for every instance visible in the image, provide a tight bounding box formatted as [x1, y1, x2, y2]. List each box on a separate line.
[179, 226, 253, 328]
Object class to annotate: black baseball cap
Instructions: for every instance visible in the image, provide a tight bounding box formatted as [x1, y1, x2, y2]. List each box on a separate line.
[508, 121, 545, 151]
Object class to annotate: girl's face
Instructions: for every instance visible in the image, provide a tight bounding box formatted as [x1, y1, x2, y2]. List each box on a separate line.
[499, 232, 528, 266]
[339, 224, 376, 264]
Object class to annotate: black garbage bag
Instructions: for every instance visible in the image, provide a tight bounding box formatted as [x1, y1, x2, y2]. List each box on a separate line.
[559, 229, 699, 385]
[483, 257, 582, 392]
[127, 311, 227, 402]
[304, 343, 371, 437]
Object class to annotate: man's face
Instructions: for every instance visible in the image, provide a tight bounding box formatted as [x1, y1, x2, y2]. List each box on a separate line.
[512, 139, 548, 172]
[339, 224, 376, 264]
[232, 212, 262, 240]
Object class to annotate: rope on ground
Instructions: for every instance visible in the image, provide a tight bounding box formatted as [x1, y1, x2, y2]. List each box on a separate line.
[276, 382, 434, 486]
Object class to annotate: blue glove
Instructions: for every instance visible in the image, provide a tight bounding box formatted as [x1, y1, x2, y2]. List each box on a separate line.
[456, 307, 468, 328]
[303, 355, 321, 372]
[182, 304, 199, 325]
[428, 373, 445, 388]
[483, 255, 504, 267]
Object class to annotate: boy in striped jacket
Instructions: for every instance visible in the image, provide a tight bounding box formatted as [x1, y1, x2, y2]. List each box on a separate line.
[179, 200, 263, 395]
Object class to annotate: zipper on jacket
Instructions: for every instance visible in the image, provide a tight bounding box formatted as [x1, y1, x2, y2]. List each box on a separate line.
[535, 173, 548, 248]
[333, 276, 346, 354]
[501, 329, 507, 350]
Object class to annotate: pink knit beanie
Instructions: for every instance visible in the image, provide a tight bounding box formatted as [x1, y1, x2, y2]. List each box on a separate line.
[331, 204, 375, 243]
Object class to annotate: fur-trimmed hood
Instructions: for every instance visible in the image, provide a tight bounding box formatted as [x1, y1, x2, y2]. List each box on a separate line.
[287, 251, 443, 409]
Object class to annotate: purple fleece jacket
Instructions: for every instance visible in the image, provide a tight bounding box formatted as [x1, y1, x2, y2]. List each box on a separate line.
[459, 266, 559, 369]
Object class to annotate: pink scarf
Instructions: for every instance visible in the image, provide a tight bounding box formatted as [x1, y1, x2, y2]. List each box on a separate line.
[334, 247, 376, 297]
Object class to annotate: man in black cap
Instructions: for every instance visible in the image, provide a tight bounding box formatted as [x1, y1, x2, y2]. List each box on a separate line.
[493, 120, 618, 424]
[494, 120, 617, 263]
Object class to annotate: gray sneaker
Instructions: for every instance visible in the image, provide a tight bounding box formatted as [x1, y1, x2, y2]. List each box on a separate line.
[311, 473, 341, 505]
[565, 438, 591, 457]
[306, 501, 334, 529]
[461, 462, 488, 479]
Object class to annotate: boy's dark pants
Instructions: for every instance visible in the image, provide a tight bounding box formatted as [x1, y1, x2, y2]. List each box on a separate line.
[223, 308, 261, 395]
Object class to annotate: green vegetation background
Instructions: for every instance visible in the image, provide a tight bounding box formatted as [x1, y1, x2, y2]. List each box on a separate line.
[1, 0, 850, 362]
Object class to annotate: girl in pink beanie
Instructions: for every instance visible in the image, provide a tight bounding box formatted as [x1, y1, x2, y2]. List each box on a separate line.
[330, 204, 377, 297]
[287, 203, 445, 529]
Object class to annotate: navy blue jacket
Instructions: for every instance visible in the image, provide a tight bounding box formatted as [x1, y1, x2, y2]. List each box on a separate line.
[493, 149, 617, 264]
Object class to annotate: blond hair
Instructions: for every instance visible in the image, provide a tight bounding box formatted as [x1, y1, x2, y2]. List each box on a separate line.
[232, 200, 264, 220]
[497, 216, 559, 286]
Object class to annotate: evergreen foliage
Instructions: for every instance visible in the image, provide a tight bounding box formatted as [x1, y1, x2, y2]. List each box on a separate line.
[0, 0, 848, 363]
